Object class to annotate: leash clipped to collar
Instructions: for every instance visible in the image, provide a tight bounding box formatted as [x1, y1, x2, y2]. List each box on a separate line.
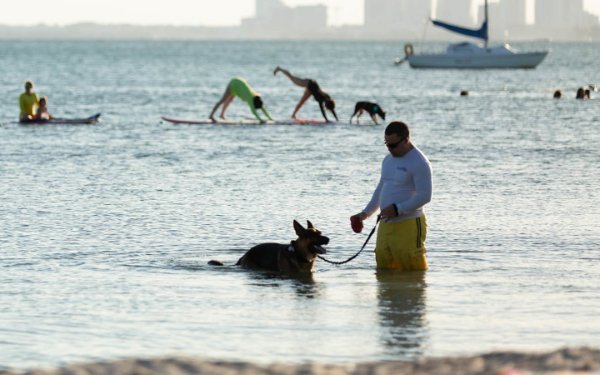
[318, 215, 381, 265]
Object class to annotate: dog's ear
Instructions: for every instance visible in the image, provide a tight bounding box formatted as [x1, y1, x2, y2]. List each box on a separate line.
[306, 220, 314, 229]
[293, 220, 305, 236]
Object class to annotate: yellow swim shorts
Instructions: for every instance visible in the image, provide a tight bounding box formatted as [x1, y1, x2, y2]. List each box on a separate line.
[375, 215, 428, 271]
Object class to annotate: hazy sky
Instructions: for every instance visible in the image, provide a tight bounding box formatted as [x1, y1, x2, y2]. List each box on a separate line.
[1, 0, 599, 26]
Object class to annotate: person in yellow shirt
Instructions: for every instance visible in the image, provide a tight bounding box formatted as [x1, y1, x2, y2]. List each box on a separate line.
[19, 80, 40, 122]
[209, 77, 272, 123]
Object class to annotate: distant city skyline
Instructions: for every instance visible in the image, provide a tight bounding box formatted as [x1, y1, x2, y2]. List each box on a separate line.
[1, 0, 600, 27]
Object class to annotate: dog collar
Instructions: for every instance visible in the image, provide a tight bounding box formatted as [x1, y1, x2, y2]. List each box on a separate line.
[289, 241, 311, 264]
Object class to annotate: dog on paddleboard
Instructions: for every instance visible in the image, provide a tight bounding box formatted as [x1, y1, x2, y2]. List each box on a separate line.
[209, 220, 329, 274]
[349, 101, 386, 124]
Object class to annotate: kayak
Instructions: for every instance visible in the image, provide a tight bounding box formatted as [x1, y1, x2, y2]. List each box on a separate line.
[19, 113, 101, 125]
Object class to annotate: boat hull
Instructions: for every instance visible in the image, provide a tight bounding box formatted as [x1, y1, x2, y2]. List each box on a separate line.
[408, 51, 548, 69]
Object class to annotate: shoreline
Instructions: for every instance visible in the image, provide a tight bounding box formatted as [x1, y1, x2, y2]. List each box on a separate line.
[2, 348, 599, 375]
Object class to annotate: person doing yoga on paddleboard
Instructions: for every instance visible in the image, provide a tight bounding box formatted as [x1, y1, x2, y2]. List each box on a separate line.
[209, 77, 273, 123]
[273, 66, 338, 123]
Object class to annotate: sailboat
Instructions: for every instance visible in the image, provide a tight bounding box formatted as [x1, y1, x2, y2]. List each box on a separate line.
[402, 0, 548, 69]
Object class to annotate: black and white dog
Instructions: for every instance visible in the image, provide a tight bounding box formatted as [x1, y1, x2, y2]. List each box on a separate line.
[350, 101, 386, 124]
[209, 220, 329, 274]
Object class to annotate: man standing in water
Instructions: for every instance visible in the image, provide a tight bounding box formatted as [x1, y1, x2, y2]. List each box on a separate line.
[351, 121, 432, 271]
[19, 80, 40, 122]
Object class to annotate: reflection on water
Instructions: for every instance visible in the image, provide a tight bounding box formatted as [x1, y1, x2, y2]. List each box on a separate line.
[244, 270, 321, 299]
[376, 271, 428, 358]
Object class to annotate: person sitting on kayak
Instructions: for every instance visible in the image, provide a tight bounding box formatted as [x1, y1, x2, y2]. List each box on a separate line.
[273, 66, 338, 123]
[19, 80, 40, 122]
[209, 77, 273, 123]
[36, 96, 53, 121]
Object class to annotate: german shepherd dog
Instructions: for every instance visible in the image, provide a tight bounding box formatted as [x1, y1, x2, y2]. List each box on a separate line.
[209, 220, 329, 274]
[350, 101, 386, 124]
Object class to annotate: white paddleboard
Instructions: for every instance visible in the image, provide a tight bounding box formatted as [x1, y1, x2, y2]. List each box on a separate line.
[161, 116, 265, 125]
[161, 116, 371, 126]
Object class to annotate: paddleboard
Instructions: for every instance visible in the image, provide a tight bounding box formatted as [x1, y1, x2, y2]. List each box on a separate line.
[280, 118, 372, 126]
[291, 118, 329, 125]
[161, 116, 373, 126]
[161, 116, 268, 125]
[162, 116, 337, 126]
[19, 113, 101, 125]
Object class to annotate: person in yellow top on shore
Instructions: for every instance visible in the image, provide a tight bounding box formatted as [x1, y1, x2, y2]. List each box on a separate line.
[209, 77, 273, 123]
[19, 80, 40, 122]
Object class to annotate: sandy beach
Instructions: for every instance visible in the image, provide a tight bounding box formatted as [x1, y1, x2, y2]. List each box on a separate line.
[2, 348, 599, 375]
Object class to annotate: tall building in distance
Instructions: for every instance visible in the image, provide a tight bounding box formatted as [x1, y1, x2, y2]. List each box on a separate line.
[535, 0, 599, 39]
[241, 0, 327, 38]
[1, 0, 600, 41]
[477, 0, 528, 40]
[536, 0, 576, 30]
[435, 0, 474, 26]
[239, 0, 600, 41]
[364, 0, 431, 38]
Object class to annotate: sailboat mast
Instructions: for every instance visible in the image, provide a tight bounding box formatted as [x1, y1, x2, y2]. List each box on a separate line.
[484, 0, 489, 47]
[430, 0, 489, 44]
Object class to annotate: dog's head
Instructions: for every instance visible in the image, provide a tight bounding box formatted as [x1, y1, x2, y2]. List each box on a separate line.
[293, 220, 329, 257]
[372, 104, 386, 120]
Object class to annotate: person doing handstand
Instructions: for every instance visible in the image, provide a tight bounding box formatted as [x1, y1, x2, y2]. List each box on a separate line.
[273, 66, 338, 122]
[209, 77, 273, 123]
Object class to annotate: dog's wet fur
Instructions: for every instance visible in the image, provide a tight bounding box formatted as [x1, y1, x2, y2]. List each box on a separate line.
[350, 101, 386, 124]
[209, 220, 329, 274]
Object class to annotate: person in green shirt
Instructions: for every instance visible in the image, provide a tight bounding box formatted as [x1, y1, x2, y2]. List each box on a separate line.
[209, 77, 273, 123]
[19, 80, 40, 122]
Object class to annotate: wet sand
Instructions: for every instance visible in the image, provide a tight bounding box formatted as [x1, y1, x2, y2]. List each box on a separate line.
[2, 348, 600, 375]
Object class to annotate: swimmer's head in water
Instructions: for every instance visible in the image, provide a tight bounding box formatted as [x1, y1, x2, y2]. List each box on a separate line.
[253, 96, 264, 109]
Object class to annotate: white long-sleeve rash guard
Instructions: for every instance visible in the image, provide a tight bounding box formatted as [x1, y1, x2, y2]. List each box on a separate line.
[363, 145, 432, 222]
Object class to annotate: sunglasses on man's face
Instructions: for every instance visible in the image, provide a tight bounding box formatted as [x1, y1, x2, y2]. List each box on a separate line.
[386, 139, 405, 149]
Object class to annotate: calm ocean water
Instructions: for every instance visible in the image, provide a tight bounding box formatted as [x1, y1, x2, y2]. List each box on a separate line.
[0, 41, 599, 370]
